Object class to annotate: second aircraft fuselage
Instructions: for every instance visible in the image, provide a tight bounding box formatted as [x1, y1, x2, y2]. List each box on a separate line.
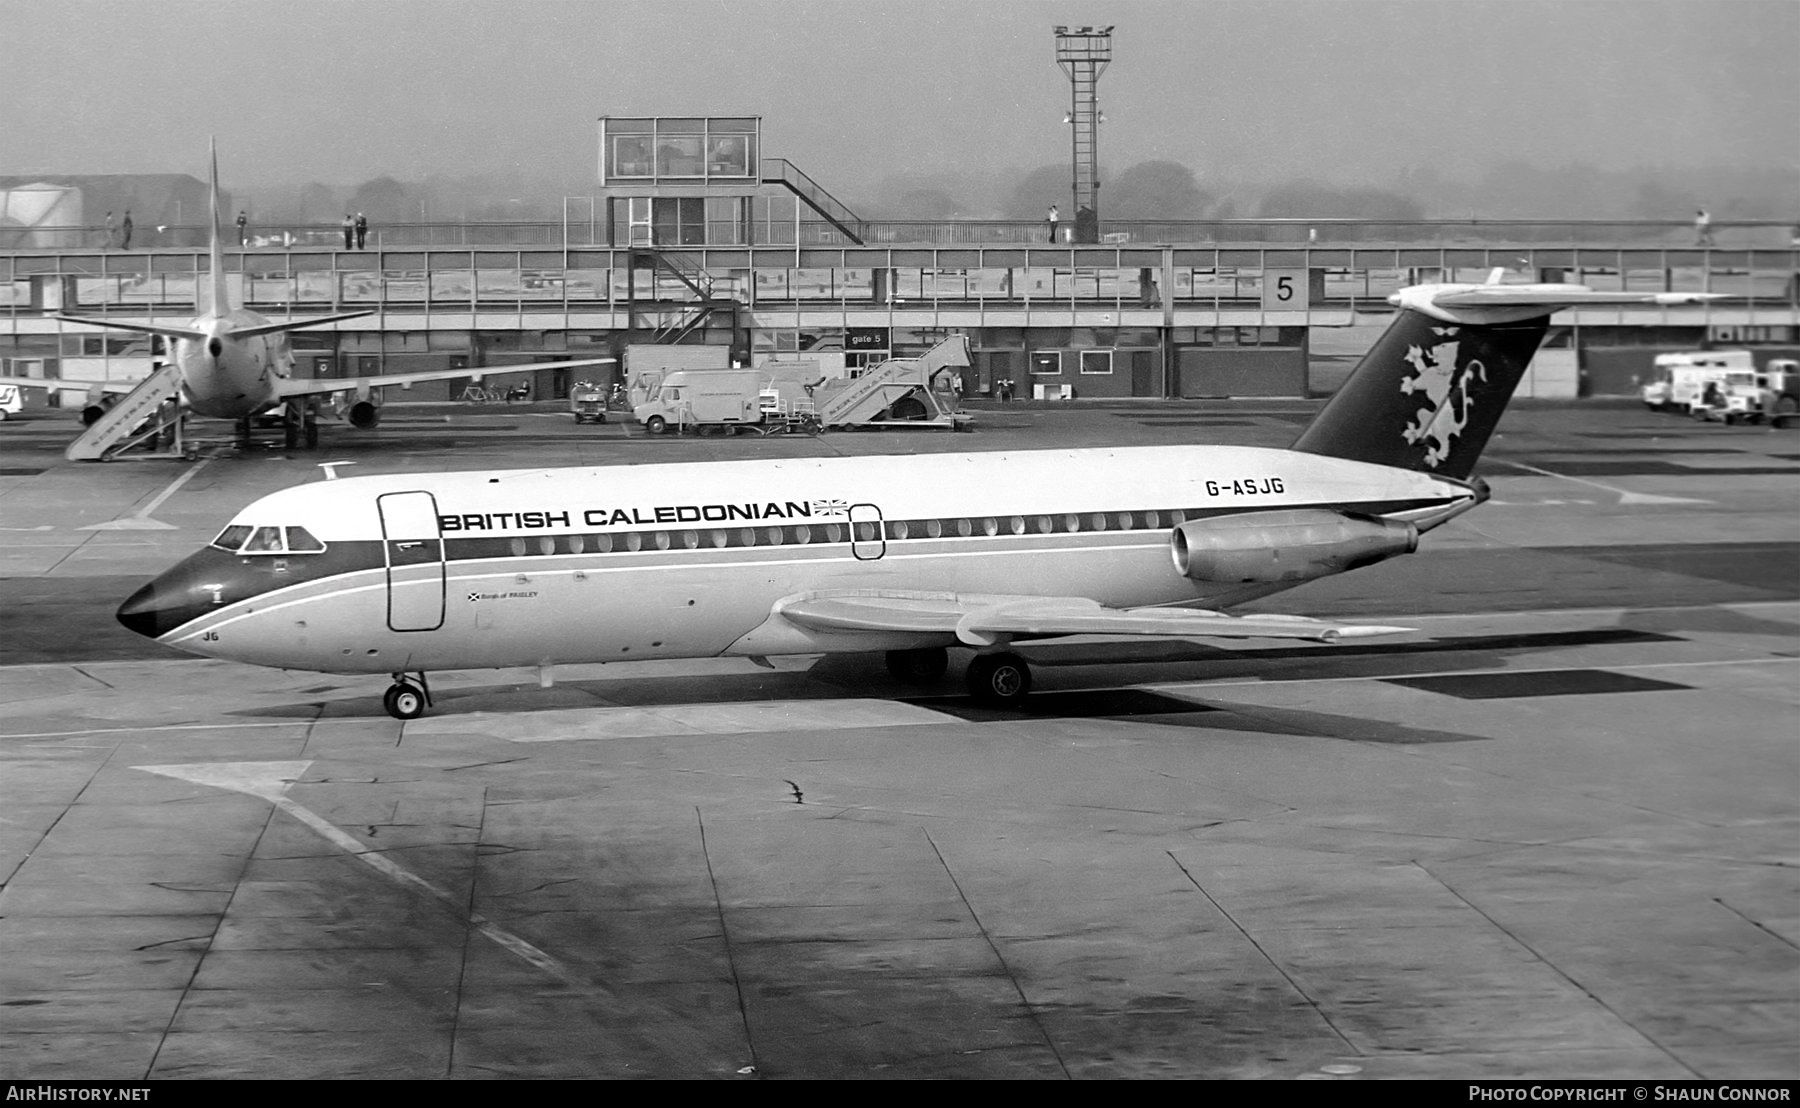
[174, 308, 290, 419]
[118, 446, 1475, 675]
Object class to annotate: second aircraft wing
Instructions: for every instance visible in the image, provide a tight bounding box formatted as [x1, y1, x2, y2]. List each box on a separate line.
[275, 357, 620, 401]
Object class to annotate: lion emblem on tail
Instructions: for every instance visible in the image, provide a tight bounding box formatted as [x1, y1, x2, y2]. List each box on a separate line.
[1399, 327, 1486, 468]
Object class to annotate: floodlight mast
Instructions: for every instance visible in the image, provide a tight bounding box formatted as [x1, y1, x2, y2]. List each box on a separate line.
[1054, 24, 1113, 244]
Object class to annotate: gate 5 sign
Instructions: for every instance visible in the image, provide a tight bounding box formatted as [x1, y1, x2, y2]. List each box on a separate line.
[1261, 269, 1309, 311]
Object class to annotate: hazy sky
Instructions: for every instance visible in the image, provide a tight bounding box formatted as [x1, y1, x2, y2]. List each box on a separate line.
[4, 0, 1795, 196]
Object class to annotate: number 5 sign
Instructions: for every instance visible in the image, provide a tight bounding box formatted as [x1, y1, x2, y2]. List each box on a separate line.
[1261, 269, 1309, 311]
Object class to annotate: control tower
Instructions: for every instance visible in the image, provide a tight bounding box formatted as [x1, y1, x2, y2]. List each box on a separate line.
[1054, 24, 1113, 244]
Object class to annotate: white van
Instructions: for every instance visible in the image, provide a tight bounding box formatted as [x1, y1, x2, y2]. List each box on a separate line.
[0, 384, 22, 421]
[1641, 350, 1755, 412]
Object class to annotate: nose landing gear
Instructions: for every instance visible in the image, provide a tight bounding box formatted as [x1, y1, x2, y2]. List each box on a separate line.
[383, 672, 432, 720]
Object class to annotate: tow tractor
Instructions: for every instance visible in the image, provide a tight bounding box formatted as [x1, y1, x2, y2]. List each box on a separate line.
[569, 382, 607, 424]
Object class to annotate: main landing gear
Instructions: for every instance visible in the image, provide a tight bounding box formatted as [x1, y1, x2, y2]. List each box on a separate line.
[383, 672, 432, 720]
[965, 651, 1032, 705]
[884, 646, 1034, 707]
[283, 401, 320, 450]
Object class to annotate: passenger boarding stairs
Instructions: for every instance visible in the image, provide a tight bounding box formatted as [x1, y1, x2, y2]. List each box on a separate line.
[628, 240, 740, 344]
[813, 336, 971, 429]
[65, 363, 184, 461]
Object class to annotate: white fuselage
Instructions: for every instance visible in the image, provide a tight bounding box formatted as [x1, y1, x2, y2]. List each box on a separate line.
[174, 309, 290, 418]
[133, 446, 1471, 675]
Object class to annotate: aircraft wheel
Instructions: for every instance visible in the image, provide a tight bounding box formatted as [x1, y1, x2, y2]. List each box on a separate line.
[383, 682, 428, 721]
[886, 646, 948, 684]
[966, 652, 1031, 705]
[645, 415, 667, 436]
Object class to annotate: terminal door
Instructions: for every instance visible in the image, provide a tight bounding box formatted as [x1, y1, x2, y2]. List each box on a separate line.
[627, 198, 654, 246]
[378, 491, 446, 632]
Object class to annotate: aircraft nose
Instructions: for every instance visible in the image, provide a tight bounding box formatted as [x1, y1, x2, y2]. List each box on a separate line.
[117, 578, 170, 639]
[116, 547, 249, 644]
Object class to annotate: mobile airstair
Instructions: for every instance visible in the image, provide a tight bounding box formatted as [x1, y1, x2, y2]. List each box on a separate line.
[64, 363, 184, 461]
[812, 336, 972, 430]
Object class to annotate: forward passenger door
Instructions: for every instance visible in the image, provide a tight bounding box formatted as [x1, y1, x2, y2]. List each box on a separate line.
[377, 491, 445, 632]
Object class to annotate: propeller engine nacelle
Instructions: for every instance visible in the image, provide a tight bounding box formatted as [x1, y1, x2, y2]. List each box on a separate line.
[347, 400, 381, 429]
[1170, 509, 1418, 584]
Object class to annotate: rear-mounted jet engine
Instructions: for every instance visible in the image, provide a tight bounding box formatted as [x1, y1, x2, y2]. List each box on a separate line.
[1170, 509, 1418, 584]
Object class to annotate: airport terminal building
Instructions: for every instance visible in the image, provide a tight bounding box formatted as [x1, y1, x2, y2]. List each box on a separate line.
[2, 117, 1796, 404]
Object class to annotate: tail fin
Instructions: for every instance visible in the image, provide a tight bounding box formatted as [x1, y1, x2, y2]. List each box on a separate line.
[205, 137, 230, 316]
[1291, 280, 1722, 480]
[1290, 306, 1547, 480]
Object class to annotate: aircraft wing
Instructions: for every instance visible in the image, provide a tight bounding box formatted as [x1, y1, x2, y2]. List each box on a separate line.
[275, 357, 619, 401]
[0, 374, 139, 396]
[777, 591, 1412, 647]
[1427, 288, 1724, 309]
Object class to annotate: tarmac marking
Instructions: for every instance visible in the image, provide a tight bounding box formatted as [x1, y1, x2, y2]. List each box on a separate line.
[412, 698, 966, 743]
[2, 720, 318, 741]
[1498, 458, 1708, 505]
[136, 759, 576, 983]
[78, 458, 211, 531]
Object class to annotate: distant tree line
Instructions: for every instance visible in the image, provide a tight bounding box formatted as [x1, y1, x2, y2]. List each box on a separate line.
[864, 158, 1796, 222]
[239, 158, 1796, 226]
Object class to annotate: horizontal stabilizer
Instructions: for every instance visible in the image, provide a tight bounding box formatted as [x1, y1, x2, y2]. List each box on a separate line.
[227, 310, 374, 338]
[53, 310, 373, 342]
[51, 315, 209, 342]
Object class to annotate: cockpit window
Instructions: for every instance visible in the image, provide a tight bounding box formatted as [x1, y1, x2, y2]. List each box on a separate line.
[211, 525, 253, 552]
[211, 524, 329, 556]
[285, 526, 325, 553]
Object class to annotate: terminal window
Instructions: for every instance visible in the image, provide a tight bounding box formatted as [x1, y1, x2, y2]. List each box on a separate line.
[708, 135, 750, 177]
[655, 136, 705, 178]
[612, 135, 654, 178]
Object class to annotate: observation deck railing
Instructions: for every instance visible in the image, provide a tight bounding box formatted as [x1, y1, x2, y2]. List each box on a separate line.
[6, 219, 1794, 252]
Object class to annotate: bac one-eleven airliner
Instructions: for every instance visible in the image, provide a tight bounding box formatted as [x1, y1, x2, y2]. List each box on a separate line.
[117, 274, 1715, 718]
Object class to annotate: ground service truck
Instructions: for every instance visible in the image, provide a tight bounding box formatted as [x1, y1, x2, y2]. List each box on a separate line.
[632, 337, 972, 436]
